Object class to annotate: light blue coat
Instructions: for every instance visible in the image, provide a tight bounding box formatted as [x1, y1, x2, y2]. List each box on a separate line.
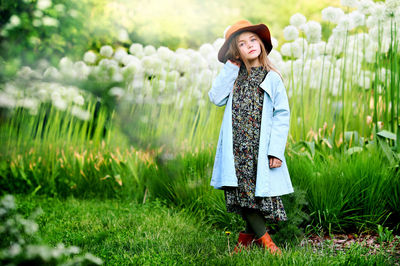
[208, 61, 294, 197]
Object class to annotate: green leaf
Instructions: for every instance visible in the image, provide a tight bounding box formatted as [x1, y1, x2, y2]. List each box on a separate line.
[377, 130, 396, 140]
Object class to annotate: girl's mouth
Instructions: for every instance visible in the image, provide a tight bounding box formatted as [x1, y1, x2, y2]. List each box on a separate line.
[249, 50, 256, 54]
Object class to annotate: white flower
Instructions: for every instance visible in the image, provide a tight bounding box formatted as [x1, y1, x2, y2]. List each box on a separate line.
[349, 10, 365, 27]
[337, 14, 356, 31]
[280, 42, 302, 58]
[199, 43, 215, 58]
[143, 45, 156, 56]
[290, 13, 307, 27]
[33, 10, 43, 17]
[271, 37, 279, 49]
[385, 0, 400, 16]
[83, 51, 97, 64]
[301, 21, 321, 43]
[42, 16, 59, 27]
[113, 48, 128, 63]
[283, 25, 299, 41]
[32, 19, 42, 27]
[9, 15, 21, 27]
[0, 92, 16, 108]
[357, 0, 374, 15]
[74, 61, 90, 80]
[43, 66, 62, 80]
[73, 95, 84, 105]
[268, 50, 283, 65]
[341, 0, 359, 8]
[129, 43, 143, 55]
[100, 45, 114, 58]
[109, 87, 125, 99]
[71, 106, 91, 121]
[370, 3, 386, 20]
[37, 0, 52, 10]
[54, 4, 65, 13]
[322, 7, 345, 23]
[157, 46, 174, 62]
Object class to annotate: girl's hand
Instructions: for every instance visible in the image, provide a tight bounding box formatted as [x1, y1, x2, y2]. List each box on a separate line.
[268, 156, 282, 168]
[227, 59, 241, 67]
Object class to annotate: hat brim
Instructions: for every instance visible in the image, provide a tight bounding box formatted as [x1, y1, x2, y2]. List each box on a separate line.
[217, 24, 273, 63]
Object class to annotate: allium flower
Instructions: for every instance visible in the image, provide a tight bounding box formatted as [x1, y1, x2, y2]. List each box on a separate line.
[157, 46, 174, 61]
[300, 21, 321, 43]
[322, 7, 345, 23]
[54, 4, 65, 13]
[349, 10, 365, 27]
[100, 45, 114, 58]
[337, 14, 356, 31]
[143, 45, 156, 56]
[271, 37, 279, 49]
[199, 43, 215, 58]
[357, 0, 374, 15]
[283, 25, 299, 41]
[32, 19, 42, 27]
[37, 0, 52, 10]
[0, 93, 16, 108]
[370, 2, 386, 20]
[384, 0, 400, 16]
[42, 16, 59, 27]
[73, 95, 84, 105]
[341, 0, 359, 8]
[71, 106, 91, 121]
[43, 66, 62, 80]
[83, 51, 97, 64]
[290, 13, 307, 27]
[33, 10, 43, 17]
[109, 87, 125, 99]
[113, 48, 128, 63]
[9, 15, 21, 27]
[280, 42, 302, 58]
[268, 50, 283, 65]
[129, 43, 143, 55]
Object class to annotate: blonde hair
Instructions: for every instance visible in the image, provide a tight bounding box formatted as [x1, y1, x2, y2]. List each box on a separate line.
[224, 30, 283, 81]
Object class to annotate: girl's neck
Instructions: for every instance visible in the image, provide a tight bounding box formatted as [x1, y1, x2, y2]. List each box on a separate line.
[248, 58, 262, 68]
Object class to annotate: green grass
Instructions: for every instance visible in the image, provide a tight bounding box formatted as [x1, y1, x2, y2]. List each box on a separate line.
[12, 194, 397, 265]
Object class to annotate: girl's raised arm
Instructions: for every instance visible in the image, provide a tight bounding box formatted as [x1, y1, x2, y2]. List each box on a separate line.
[208, 61, 239, 107]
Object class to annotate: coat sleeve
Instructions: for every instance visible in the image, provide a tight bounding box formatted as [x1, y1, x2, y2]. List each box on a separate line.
[208, 61, 239, 107]
[267, 73, 290, 162]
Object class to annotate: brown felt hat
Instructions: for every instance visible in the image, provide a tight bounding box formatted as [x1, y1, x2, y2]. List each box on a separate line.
[218, 19, 273, 63]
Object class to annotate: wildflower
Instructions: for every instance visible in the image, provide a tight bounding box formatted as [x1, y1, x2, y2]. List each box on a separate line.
[100, 45, 114, 58]
[143, 45, 156, 56]
[157, 46, 174, 61]
[341, 0, 358, 8]
[83, 51, 97, 64]
[37, 0, 52, 10]
[9, 15, 21, 27]
[42, 16, 59, 27]
[290, 13, 307, 27]
[357, 0, 374, 15]
[322, 7, 345, 23]
[366, 115, 373, 125]
[71, 106, 91, 121]
[129, 43, 144, 55]
[301, 21, 322, 43]
[280, 42, 302, 58]
[283, 25, 299, 41]
[349, 10, 365, 27]
[225, 231, 231, 236]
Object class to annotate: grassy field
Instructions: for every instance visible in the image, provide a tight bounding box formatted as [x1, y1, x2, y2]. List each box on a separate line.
[11, 194, 398, 265]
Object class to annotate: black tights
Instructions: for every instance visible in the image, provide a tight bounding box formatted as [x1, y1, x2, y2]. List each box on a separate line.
[241, 207, 267, 239]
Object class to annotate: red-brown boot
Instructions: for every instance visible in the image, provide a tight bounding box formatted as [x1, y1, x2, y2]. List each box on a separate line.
[233, 231, 255, 254]
[255, 231, 282, 255]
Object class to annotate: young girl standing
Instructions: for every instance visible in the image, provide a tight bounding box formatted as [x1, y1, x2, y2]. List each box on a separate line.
[208, 20, 294, 254]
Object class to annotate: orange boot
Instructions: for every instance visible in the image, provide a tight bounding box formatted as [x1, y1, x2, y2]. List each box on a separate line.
[233, 231, 255, 254]
[255, 231, 282, 255]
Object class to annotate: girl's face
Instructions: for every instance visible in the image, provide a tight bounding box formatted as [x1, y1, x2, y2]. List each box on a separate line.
[237, 31, 261, 64]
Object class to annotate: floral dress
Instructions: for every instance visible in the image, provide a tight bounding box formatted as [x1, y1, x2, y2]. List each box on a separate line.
[223, 64, 287, 222]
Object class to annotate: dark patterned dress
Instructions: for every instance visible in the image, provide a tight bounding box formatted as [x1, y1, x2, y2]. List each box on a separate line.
[223, 64, 287, 222]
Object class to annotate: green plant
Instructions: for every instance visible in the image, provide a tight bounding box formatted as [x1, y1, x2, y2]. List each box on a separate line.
[377, 224, 394, 246]
[0, 194, 103, 265]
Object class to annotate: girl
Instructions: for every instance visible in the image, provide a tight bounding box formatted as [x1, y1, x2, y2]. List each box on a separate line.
[208, 20, 294, 255]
